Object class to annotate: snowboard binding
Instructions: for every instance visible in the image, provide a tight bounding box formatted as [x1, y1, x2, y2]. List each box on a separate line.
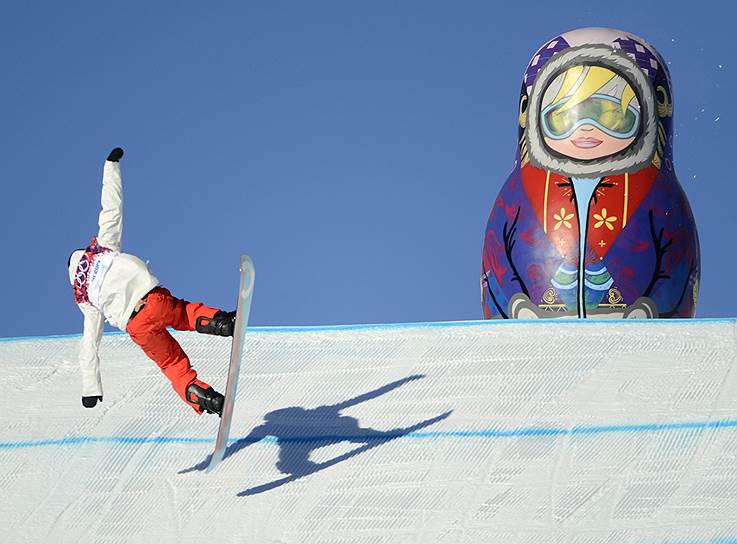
[195, 311, 236, 337]
[186, 383, 225, 417]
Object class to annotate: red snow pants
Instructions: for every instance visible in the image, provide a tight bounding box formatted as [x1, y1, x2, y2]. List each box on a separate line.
[126, 287, 219, 414]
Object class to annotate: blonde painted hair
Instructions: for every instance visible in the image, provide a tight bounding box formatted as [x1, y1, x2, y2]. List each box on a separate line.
[546, 65, 637, 115]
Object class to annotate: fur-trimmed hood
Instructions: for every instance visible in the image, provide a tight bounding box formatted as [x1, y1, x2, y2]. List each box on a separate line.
[517, 27, 674, 178]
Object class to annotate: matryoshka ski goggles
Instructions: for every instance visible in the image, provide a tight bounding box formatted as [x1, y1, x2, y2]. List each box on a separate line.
[541, 94, 641, 140]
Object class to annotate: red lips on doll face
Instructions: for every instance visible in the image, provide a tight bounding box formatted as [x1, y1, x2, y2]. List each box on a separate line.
[571, 136, 603, 148]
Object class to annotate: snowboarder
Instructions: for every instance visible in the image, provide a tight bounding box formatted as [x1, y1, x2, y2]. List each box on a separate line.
[67, 147, 234, 416]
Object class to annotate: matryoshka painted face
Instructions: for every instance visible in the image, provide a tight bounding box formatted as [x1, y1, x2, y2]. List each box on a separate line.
[540, 65, 641, 161]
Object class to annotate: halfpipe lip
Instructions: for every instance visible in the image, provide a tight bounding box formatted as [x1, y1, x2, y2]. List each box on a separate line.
[2, 316, 736, 343]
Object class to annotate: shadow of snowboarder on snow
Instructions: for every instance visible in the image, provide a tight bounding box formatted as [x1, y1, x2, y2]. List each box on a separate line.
[180, 374, 451, 496]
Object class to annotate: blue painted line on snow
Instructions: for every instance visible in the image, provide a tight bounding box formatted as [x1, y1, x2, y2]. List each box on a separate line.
[665, 539, 737, 544]
[1, 317, 735, 343]
[3, 417, 737, 451]
[251, 317, 737, 334]
[1, 435, 213, 449]
[681, 540, 737, 544]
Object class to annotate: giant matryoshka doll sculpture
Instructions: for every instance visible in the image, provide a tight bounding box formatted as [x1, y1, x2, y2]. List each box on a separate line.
[481, 27, 700, 319]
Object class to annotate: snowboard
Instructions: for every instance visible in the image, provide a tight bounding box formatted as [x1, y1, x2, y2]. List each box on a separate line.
[207, 254, 255, 472]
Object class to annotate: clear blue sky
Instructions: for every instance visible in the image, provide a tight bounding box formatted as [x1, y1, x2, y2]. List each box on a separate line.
[1, 1, 735, 338]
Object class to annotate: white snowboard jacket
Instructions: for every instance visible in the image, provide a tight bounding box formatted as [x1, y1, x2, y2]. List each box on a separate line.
[67, 160, 159, 397]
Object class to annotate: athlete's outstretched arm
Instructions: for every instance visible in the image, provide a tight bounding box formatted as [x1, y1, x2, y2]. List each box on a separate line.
[75, 147, 123, 408]
[78, 302, 104, 405]
[97, 148, 124, 251]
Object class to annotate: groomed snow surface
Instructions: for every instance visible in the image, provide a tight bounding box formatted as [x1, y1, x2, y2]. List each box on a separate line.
[2, 319, 737, 543]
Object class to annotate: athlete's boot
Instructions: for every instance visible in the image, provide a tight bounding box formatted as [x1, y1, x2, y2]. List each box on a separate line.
[186, 383, 225, 416]
[195, 310, 236, 337]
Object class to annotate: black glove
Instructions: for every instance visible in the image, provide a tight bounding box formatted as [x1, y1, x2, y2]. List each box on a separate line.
[82, 395, 103, 408]
[106, 147, 124, 162]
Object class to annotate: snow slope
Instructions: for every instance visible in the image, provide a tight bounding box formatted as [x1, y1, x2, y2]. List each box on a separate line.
[2, 319, 737, 543]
